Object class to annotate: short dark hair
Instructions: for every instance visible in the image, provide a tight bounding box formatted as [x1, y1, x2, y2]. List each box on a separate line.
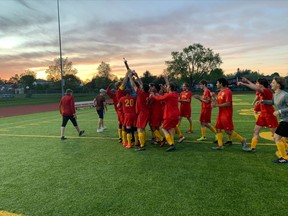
[199, 80, 208, 86]
[65, 89, 73, 95]
[257, 78, 269, 88]
[143, 83, 149, 93]
[217, 78, 228, 87]
[273, 77, 286, 90]
[169, 82, 178, 91]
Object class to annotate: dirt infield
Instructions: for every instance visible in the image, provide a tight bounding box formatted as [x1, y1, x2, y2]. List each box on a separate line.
[0, 103, 59, 118]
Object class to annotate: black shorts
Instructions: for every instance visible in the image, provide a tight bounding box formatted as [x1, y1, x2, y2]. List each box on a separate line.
[62, 116, 78, 127]
[97, 109, 104, 119]
[275, 121, 288, 137]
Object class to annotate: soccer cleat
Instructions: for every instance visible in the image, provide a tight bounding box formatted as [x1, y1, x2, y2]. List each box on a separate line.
[272, 158, 288, 163]
[97, 128, 104, 133]
[150, 137, 156, 144]
[159, 139, 166, 147]
[197, 136, 207, 141]
[79, 130, 85, 136]
[186, 130, 193, 134]
[224, 141, 232, 146]
[212, 145, 224, 150]
[101, 126, 107, 130]
[166, 145, 176, 152]
[213, 140, 218, 144]
[241, 138, 247, 149]
[61, 136, 67, 140]
[125, 144, 132, 149]
[118, 138, 122, 143]
[178, 136, 186, 143]
[122, 142, 128, 147]
[242, 147, 256, 152]
[135, 147, 145, 151]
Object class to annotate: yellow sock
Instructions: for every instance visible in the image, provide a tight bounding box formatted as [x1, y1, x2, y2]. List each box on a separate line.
[201, 127, 206, 137]
[189, 121, 193, 131]
[127, 133, 132, 146]
[118, 128, 122, 139]
[251, 137, 258, 149]
[254, 113, 260, 121]
[276, 141, 288, 159]
[143, 130, 146, 142]
[134, 133, 139, 145]
[154, 129, 163, 142]
[122, 130, 127, 144]
[281, 137, 288, 150]
[138, 132, 145, 147]
[165, 134, 173, 145]
[209, 126, 217, 134]
[231, 131, 243, 142]
[217, 133, 223, 147]
[175, 125, 183, 138]
[228, 134, 232, 141]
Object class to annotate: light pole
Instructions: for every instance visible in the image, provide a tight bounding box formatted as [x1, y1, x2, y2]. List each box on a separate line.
[57, 0, 64, 96]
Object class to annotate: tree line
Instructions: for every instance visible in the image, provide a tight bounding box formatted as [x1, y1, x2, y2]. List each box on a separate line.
[0, 43, 286, 94]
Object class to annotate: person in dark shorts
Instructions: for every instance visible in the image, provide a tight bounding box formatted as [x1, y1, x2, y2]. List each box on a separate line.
[94, 88, 107, 132]
[59, 89, 85, 140]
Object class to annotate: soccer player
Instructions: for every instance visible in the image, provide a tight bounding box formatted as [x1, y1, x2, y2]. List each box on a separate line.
[211, 78, 247, 150]
[94, 88, 107, 132]
[238, 77, 278, 152]
[59, 89, 85, 140]
[117, 88, 137, 149]
[193, 80, 217, 142]
[178, 82, 193, 133]
[150, 79, 179, 152]
[149, 83, 164, 144]
[262, 77, 288, 163]
[128, 71, 150, 151]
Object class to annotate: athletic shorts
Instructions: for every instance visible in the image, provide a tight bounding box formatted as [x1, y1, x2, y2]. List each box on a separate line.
[62, 116, 78, 127]
[117, 111, 124, 125]
[254, 103, 261, 112]
[149, 114, 163, 127]
[162, 118, 178, 130]
[123, 113, 136, 127]
[179, 106, 191, 118]
[215, 114, 234, 131]
[97, 109, 104, 119]
[275, 121, 288, 137]
[256, 114, 278, 128]
[136, 111, 150, 129]
[200, 108, 212, 123]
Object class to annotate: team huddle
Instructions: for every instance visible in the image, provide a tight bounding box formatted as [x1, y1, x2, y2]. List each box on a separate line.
[60, 70, 288, 163]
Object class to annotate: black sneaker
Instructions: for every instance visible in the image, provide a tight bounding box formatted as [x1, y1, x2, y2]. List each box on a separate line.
[224, 141, 233, 146]
[166, 145, 176, 152]
[135, 147, 145, 151]
[118, 138, 122, 143]
[79, 130, 85, 136]
[61, 136, 67, 140]
[273, 158, 288, 163]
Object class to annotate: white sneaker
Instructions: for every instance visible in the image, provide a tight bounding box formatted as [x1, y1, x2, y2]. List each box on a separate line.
[101, 126, 107, 130]
[97, 128, 104, 133]
[178, 136, 186, 143]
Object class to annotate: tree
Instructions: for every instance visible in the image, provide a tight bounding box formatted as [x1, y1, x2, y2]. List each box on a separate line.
[140, 70, 157, 84]
[97, 61, 116, 80]
[165, 43, 222, 86]
[209, 68, 224, 83]
[63, 74, 82, 91]
[19, 74, 36, 89]
[45, 57, 78, 81]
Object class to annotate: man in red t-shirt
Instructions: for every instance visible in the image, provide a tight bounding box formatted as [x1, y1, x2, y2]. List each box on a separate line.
[59, 89, 84, 140]
[193, 80, 217, 142]
[211, 78, 246, 150]
[117, 89, 137, 149]
[178, 82, 193, 133]
[238, 77, 278, 152]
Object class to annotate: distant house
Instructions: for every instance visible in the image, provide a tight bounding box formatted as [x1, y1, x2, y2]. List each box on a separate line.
[34, 79, 51, 85]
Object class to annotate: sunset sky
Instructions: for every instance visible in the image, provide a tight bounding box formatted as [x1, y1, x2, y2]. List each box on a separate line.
[0, 0, 287, 81]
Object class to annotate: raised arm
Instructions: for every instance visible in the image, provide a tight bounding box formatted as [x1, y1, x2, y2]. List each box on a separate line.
[237, 77, 263, 92]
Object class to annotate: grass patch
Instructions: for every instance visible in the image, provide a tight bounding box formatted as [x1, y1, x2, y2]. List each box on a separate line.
[0, 94, 287, 215]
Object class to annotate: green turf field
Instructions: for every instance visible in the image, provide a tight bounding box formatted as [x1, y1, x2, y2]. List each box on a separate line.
[0, 94, 287, 216]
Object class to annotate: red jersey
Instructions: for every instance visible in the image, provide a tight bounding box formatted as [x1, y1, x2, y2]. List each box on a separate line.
[106, 86, 118, 111]
[217, 88, 233, 117]
[179, 90, 192, 110]
[59, 94, 76, 116]
[153, 91, 179, 120]
[259, 88, 275, 115]
[119, 95, 136, 114]
[136, 89, 150, 114]
[202, 88, 212, 109]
